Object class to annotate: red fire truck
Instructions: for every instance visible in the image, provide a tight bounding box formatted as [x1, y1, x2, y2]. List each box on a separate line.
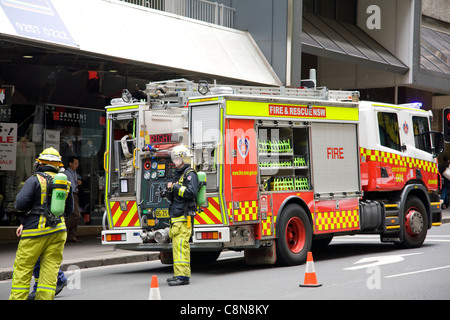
[101, 79, 443, 265]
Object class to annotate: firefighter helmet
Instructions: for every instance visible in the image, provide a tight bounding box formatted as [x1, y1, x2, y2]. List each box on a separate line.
[36, 147, 64, 168]
[171, 145, 191, 165]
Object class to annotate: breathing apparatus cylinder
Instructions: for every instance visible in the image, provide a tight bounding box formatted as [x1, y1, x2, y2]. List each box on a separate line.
[196, 171, 207, 207]
[50, 172, 69, 216]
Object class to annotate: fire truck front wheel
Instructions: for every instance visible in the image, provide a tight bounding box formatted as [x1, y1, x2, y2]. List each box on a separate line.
[276, 204, 312, 265]
[396, 196, 428, 249]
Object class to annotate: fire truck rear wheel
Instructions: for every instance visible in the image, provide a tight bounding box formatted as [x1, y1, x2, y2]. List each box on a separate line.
[395, 196, 428, 249]
[276, 204, 312, 265]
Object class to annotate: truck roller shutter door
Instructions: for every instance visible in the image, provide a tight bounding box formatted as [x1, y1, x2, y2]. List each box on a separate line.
[311, 122, 360, 195]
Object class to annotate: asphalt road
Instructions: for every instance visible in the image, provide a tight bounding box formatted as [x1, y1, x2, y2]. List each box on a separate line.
[1, 223, 450, 302]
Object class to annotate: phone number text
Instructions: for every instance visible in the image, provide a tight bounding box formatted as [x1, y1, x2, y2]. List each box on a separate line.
[14, 21, 70, 41]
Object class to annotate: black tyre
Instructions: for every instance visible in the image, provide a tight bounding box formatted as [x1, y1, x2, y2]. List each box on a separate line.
[276, 204, 312, 265]
[395, 196, 428, 249]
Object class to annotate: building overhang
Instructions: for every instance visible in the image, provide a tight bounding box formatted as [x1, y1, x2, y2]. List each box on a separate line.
[417, 26, 450, 94]
[0, 0, 281, 86]
[301, 13, 409, 75]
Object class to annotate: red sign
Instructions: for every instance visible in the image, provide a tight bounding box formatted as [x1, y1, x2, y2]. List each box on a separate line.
[327, 147, 344, 159]
[269, 104, 326, 118]
[149, 133, 172, 143]
[0, 136, 13, 143]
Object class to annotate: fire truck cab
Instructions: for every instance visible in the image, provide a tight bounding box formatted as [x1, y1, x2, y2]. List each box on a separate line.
[101, 80, 443, 266]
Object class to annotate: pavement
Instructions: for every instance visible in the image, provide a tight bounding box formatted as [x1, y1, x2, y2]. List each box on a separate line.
[0, 209, 449, 282]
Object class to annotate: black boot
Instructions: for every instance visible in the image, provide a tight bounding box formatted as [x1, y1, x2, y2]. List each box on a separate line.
[168, 277, 190, 286]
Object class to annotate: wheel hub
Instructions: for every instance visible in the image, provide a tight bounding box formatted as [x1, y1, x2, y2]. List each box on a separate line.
[285, 217, 305, 253]
[405, 210, 423, 236]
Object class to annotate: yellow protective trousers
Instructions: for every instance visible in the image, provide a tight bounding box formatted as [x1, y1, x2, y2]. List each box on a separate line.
[9, 231, 67, 300]
[169, 217, 192, 278]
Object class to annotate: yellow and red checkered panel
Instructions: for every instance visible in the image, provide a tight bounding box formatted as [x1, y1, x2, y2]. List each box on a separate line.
[314, 198, 360, 234]
[261, 214, 273, 237]
[361, 147, 437, 173]
[314, 209, 359, 233]
[360, 147, 439, 192]
[233, 201, 259, 222]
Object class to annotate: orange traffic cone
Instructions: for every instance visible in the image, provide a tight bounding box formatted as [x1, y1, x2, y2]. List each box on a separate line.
[299, 252, 322, 287]
[149, 275, 161, 300]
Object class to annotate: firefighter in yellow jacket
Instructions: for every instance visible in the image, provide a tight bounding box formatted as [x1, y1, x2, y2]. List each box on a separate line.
[166, 145, 198, 286]
[9, 147, 73, 300]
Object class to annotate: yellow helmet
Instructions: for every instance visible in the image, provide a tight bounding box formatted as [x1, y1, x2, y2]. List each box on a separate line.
[171, 145, 191, 165]
[37, 147, 63, 168]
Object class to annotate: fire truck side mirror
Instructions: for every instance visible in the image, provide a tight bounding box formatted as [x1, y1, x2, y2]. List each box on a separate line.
[443, 107, 450, 143]
[433, 131, 444, 157]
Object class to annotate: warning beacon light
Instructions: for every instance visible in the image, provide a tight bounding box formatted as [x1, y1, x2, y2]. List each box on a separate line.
[400, 102, 422, 109]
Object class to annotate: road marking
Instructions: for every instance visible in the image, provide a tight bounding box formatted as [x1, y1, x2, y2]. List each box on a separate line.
[333, 238, 450, 243]
[332, 236, 380, 243]
[385, 265, 450, 278]
[332, 238, 380, 242]
[332, 235, 450, 243]
[344, 253, 422, 270]
[426, 235, 450, 237]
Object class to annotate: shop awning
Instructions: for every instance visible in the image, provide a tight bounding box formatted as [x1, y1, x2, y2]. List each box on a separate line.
[420, 26, 450, 74]
[301, 13, 409, 74]
[0, 0, 281, 86]
[415, 26, 450, 94]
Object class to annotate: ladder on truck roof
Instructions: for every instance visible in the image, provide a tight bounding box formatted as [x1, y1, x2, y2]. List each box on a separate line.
[144, 78, 360, 105]
[224, 85, 360, 102]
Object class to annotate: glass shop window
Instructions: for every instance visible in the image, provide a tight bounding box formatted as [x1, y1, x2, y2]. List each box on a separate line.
[0, 104, 106, 226]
